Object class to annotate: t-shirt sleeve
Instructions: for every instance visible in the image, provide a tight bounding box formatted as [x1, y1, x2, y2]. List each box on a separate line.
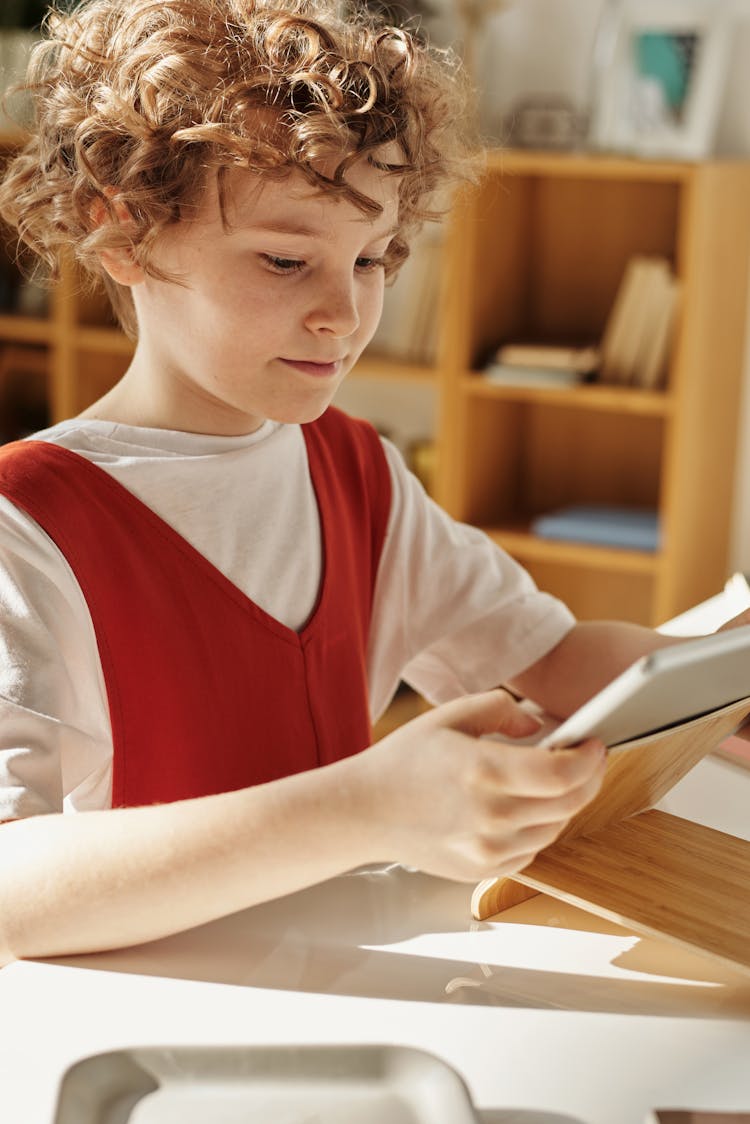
[0, 497, 112, 820]
[366, 439, 576, 720]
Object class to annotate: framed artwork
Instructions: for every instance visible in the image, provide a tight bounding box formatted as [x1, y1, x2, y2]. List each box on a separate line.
[588, 0, 732, 160]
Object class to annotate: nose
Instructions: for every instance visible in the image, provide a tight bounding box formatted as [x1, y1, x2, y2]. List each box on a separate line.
[304, 271, 361, 338]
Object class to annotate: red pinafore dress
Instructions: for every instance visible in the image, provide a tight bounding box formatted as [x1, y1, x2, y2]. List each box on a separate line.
[0, 406, 391, 807]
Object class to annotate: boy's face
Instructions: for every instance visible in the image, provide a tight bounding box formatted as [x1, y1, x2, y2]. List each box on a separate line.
[126, 153, 401, 435]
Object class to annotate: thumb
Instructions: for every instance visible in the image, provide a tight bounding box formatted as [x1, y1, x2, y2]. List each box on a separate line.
[433, 689, 543, 740]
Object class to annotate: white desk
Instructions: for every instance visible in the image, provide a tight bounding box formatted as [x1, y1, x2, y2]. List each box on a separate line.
[1, 755, 749, 1124]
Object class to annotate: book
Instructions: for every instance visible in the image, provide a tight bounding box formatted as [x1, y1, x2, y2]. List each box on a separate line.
[599, 255, 680, 389]
[408, 236, 442, 364]
[637, 272, 682, 390]
[531, 504, 660, 551]
[599, 257, 651, 384]
[368, 230, 443, 364]
[493, 343, 600, 374]
[482, 365, 581, 389]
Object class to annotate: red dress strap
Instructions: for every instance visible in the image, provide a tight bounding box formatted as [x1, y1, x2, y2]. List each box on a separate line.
[0, 408, 391, 806]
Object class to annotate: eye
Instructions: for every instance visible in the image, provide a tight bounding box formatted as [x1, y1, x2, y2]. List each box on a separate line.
[262, 255, 306, 274]
[355, 256, 386, 273]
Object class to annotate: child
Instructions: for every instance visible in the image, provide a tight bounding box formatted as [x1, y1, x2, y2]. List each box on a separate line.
[0, 0, 744, 964]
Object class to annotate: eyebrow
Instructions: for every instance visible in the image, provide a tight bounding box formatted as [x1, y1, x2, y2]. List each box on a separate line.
[250, 221, 399, 240]
[251, 221, 323, 238]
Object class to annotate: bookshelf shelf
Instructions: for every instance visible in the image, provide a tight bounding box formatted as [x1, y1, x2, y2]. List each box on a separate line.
[354, 353, 435, 382]
[489, 149, 695, 184]
[74, 326, 135, 356]
[434, 151, 750, 625]
[464, 376, 674, 417]
[0, 313, 51, 344]
[486, 527, 662, 575]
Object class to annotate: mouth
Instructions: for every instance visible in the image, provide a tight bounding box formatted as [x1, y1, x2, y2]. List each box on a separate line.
[279, 358, 344, 379]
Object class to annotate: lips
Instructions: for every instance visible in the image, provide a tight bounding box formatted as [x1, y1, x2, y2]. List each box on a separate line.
[280, 358, 343, 378]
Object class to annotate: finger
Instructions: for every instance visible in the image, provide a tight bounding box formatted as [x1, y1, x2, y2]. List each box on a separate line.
[476, 771, 606, 873]
[473, 829, 560, 876]
[478, 737, 606, 798]
[487, 764, 606, 835]
[429, 689, 543, 740]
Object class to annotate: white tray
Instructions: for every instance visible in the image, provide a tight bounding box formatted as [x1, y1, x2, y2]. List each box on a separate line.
[53, 1043, 482, 1124]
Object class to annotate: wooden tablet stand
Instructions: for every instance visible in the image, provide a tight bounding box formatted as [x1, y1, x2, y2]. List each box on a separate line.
[471, 695, 750, 976]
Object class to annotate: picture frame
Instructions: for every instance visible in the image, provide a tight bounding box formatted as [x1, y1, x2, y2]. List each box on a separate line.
[588, 0, 732, 160]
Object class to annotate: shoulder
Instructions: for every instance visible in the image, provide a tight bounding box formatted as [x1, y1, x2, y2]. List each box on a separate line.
[0, 420, 102, 476]
[0, 438, 71, 494]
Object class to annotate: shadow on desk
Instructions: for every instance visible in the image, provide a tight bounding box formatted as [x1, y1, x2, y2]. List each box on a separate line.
[46, 866, 750, 1021]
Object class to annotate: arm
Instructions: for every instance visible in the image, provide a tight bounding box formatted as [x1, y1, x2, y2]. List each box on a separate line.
[510, 608, 750, 720]
[508, 619, 682, 719]
[369, 440, 577, 715]
[0, 689, 605, 964]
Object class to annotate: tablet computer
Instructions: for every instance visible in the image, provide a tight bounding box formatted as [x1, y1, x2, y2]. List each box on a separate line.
[540, 624, 750, 749]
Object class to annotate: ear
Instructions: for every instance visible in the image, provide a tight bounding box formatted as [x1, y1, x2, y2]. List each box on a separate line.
[99, 247, 146, 287]
[90, 193, 147, 287]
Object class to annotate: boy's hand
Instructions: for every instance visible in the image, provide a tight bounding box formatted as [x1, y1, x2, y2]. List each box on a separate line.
[354, 689, 606, 883]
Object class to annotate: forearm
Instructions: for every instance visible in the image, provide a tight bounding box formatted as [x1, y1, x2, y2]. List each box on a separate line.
[0, 756, 370, 965]
[0, 688, 610, 964]
[509, 620, 679, 718]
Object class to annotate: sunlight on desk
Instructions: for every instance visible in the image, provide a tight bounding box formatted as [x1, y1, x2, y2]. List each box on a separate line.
[359, 889, 750, 1019]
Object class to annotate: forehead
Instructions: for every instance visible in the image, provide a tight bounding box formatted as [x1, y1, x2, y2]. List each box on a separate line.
[196, 154, 401, 237]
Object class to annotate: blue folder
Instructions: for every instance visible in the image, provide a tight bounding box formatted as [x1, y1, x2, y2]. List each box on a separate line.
[531, 505, 660, 552]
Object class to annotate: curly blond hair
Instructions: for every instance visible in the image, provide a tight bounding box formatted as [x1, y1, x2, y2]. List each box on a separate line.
[0, 0, 481, 338]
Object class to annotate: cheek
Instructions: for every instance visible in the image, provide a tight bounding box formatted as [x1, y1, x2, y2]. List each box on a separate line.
[359, 281, 385, 337]
[200, 278, 280, 338]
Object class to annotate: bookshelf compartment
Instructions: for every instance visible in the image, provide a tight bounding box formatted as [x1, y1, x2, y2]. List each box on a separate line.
[457, 395, 664, 532]
[0, 146, 50, 324]
[72, 349, 129, 416]
[75, 281, 120, 331]
[467, 171, 681, 373]
[508, 553, 657, 625]
[0, 342, 50, 441]
[0, 249, 50, 323]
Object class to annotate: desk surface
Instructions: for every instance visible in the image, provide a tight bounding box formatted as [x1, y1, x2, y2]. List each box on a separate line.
[1, 754, 749, 1124]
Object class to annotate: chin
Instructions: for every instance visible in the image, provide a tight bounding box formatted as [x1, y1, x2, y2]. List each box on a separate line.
[266, 394, 338, 427]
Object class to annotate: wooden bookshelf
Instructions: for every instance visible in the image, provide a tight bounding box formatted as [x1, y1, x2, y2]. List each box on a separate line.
[433, 150, 750, 625]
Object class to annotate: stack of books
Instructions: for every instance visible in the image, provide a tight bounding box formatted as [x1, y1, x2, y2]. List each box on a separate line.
[482, 343, 600, 389]
[598, 256, 681, 390]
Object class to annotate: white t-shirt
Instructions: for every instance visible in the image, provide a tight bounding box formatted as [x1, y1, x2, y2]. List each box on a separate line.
[0, 416, 574, 818]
